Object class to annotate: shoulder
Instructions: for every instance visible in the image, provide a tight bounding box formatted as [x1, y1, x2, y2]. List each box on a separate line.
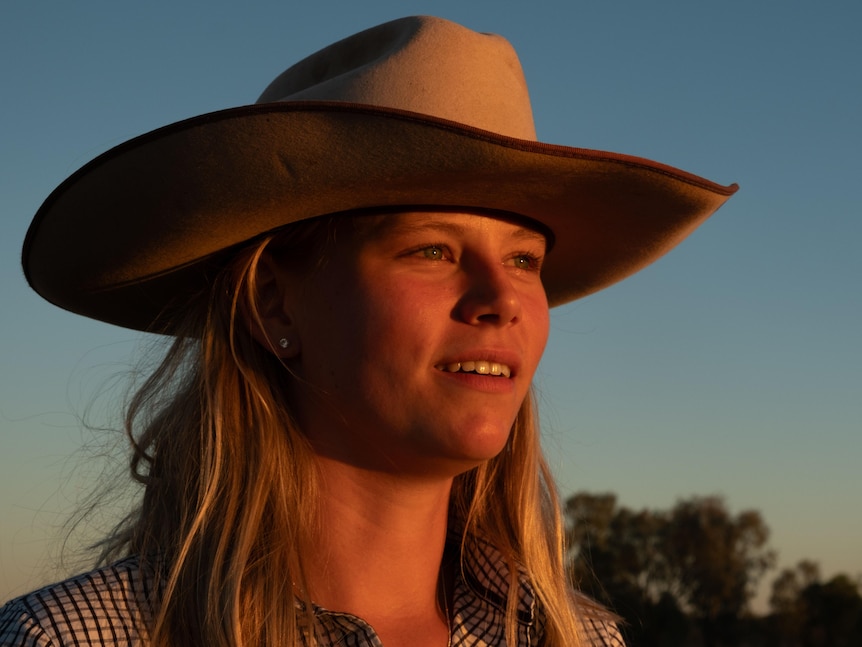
[0, 557, 152, 647]
[580, 614, 627, 647]
[570, 590, 627, 647]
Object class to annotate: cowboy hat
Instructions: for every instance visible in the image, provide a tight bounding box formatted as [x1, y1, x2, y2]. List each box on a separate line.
[22, 15, 737, 332]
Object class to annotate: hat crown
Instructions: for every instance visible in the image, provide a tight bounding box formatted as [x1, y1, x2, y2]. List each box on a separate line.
[257, 16, 537, 140]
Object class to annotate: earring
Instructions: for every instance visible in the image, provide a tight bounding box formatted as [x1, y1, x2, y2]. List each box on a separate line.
[278, 338, 290, 349]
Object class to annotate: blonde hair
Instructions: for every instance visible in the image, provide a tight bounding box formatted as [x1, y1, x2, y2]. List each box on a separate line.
[98, 216, 608, 646]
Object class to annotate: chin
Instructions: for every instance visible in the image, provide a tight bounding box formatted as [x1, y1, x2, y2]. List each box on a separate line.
[443, 421, 514, 464]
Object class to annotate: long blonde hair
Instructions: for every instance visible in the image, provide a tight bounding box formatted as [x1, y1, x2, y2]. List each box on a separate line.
[98, 215, 605, 646]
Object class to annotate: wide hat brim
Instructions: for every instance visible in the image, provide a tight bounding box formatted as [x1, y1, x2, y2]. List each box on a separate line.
[23, 100, 737, 333]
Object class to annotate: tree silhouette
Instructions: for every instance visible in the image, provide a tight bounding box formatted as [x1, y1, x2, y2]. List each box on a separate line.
[566, 493, 775, 646]
[664, 497, 775, 644]
[769, 560, 821, 642]
[801, 574, 862, 646]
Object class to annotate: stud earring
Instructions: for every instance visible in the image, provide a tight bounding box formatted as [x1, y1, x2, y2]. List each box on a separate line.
[278, 338, 290, 349]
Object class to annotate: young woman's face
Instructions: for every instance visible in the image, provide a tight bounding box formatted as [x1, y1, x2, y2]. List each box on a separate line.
[271, 211, 550, 478]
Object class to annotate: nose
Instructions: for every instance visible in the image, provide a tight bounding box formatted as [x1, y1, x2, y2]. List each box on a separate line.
[454, 259, 522, 326]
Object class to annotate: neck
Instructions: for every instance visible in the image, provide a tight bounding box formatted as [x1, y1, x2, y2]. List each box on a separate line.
[303, 457, 453, 645]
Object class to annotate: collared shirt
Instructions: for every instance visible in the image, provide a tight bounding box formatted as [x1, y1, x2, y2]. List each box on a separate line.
[0, 542, 625, 646]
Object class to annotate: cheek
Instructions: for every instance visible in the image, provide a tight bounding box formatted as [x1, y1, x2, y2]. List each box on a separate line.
[309, 275, 431, 379]
[356, 281, 439, 360]
[292, 277, 366, 381]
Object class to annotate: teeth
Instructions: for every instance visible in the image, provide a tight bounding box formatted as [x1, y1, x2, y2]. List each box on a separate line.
[437, 360, 512, 378]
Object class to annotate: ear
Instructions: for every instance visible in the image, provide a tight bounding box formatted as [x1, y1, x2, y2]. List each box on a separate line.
[246, 251, 301, 359]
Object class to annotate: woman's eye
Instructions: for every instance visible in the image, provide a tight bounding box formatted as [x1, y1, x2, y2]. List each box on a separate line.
[510, 253, 541, 271]
[419, 245, 446, 260]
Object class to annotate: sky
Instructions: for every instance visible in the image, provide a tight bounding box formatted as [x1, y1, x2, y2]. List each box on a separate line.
[1, 0, 860, 611]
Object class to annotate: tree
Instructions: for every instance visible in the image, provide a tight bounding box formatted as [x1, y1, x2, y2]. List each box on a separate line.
[768, 562, 862, 646]
[567, 492, 689, 646]
[566, 493, 776, 647]
[770, 560, 820, 614]
[769, 560, 821, 642]
[663, 497, 775, 645]
[801, 574, 862, 646]
[566, 493, 668, 603]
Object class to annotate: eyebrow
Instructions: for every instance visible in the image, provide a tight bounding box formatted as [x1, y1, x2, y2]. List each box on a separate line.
[378, 214, 550, 246]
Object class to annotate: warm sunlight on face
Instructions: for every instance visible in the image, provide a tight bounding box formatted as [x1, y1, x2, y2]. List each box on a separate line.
[272, 211, 551, 479]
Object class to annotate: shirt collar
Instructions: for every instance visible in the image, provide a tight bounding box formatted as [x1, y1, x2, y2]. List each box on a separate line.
[305, 533, 543, 646]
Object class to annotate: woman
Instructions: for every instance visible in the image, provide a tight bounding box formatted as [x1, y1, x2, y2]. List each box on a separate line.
[0, 15, 736, 647]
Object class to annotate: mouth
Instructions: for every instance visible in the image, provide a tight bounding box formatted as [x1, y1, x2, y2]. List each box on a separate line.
[435, 360, 512, 378]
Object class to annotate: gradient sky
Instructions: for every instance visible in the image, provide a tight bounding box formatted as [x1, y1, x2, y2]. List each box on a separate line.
[2, 0, 860, 610]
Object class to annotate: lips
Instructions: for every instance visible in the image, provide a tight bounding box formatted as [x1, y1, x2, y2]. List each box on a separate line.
[435, 360, 512, 378]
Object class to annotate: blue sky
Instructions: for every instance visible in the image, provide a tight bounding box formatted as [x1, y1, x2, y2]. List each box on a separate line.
[2, 1, 860, 609]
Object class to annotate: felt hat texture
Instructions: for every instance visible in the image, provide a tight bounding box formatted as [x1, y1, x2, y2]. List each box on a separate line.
[23, 15, 738, 332]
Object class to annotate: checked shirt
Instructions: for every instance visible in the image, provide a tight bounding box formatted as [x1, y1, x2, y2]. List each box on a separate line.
[1, 539, 624, 646]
